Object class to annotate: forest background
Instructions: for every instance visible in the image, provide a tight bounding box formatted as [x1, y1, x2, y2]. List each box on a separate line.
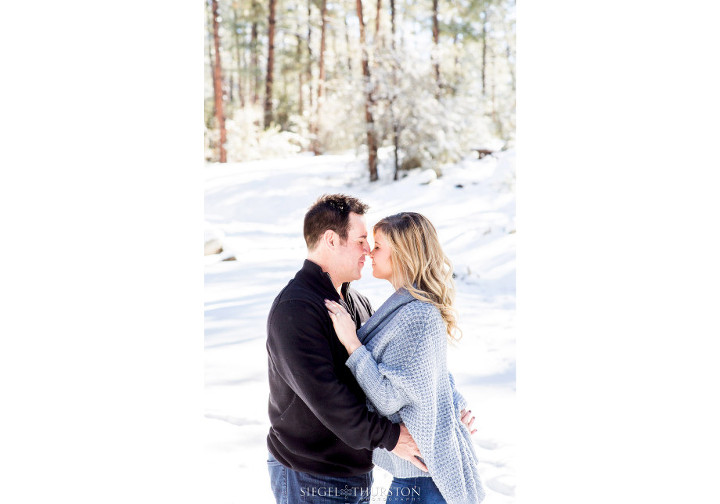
[204, 0, 515, 175]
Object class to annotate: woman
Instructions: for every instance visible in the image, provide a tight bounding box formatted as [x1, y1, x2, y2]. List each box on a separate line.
[325, 212, 485, 504]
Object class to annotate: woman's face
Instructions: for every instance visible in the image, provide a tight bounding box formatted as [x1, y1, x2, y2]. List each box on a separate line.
[370, 230, 393, 282]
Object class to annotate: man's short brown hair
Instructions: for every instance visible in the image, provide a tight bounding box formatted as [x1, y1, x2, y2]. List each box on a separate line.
[303, 194, 369, 250]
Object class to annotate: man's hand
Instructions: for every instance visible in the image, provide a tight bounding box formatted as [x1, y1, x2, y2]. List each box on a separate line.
[460, 409, 477, 435]
[391, 424, 428, 472]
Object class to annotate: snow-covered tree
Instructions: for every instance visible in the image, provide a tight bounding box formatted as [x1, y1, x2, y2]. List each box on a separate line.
[204, 0, 515, 170]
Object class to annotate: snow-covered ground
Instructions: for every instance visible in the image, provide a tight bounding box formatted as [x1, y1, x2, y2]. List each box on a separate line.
[204, 149, 516, 503]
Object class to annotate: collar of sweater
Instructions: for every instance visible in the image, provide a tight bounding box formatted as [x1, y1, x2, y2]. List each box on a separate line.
[357, 288, 416, 344]
[297, 259, 352, 303]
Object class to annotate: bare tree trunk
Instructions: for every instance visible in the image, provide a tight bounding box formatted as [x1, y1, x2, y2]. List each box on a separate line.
[306, 0, 316, 150]
[390, 0, 396, 51]
[264, 0, 277, 129]
[507, 41, 516, 92]
[297, 34, 304, 117]
[375, 0, 381, 44]
[329, 4, 340, 146]
[356, 0, 378, 182]
[232, 7, 245, 108]
[491, 73, 502, 137]
[453, 32, 459, 79]
[481, 7, 487, 96]
[432, 0, 440, 90]
[390, 0, 399, 180]
[505, 2, 516, 93]
[490, 47, 504, 138]
[307, 0, 314, 113]
[313, 0, 327, 154]
[331, 14, 339, 72]
[344, 16, 353, 74]
[207, 18, 216, 120]
[251, 20, 259, 104]
[317, 2, 327, 105]
[211, 0, 227, 162]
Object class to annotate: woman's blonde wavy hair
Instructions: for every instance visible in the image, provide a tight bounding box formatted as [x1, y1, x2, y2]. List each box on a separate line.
[374, 212, 461, 342]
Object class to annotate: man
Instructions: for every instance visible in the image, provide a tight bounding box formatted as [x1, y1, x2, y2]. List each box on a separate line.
[266, 194, 425, 504]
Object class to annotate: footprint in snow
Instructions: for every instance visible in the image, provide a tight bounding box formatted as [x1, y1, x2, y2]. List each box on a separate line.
[485, 474, 515, 497]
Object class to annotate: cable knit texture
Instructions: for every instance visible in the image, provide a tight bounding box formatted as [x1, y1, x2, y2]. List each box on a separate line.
[345, 288, 485, 504]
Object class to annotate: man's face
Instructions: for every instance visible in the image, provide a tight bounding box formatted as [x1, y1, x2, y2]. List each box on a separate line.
[333, 212, 370, 283]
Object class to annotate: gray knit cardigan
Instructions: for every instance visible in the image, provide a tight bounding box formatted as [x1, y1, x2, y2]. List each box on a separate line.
[345, 288, 485, 504]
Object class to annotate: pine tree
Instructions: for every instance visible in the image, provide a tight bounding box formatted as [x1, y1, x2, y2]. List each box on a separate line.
[356, 0, 378, 181]
[264, 0, 277, 129]
[211, 0, 227, 162]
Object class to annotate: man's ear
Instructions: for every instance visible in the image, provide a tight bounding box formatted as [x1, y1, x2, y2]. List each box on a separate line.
[321, 229, 337, 249]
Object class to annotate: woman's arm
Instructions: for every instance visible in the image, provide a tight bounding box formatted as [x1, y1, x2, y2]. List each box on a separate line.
[345, 345, 414, 416]
[325, 299, 424, 416]
[328, 299, 477, 434]
[326, 299, 416, 415]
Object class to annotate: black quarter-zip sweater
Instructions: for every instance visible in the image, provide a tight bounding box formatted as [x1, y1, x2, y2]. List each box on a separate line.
[266, 259, 400, 476]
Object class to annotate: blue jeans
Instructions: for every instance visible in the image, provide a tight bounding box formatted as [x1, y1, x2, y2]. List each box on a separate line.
[267, 452, 373, 504]
[385, 477, 447, 504]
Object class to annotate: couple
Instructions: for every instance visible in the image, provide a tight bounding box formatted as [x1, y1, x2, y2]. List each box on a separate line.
[266, 194, 485, 504]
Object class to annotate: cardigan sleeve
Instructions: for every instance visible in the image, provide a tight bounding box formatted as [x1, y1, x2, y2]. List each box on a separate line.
[345, 346, 412, 416]
[345, 305, 435, 417]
